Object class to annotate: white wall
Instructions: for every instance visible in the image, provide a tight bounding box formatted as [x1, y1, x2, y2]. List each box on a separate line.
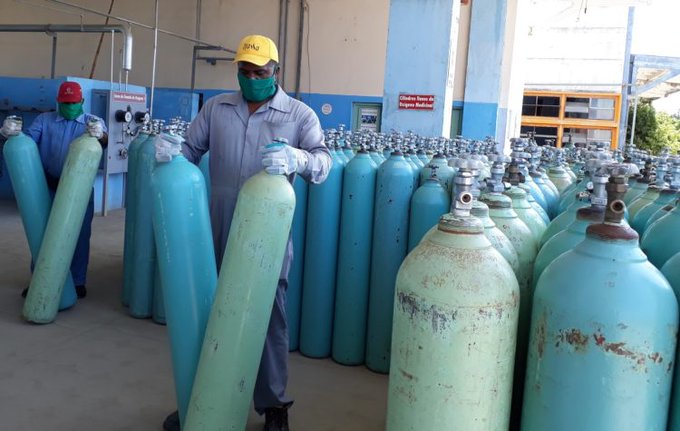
[524, 1, 629, 92]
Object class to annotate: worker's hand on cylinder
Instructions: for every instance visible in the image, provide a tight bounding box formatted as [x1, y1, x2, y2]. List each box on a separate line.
[261, 139, 308, 175]
[87, 120, 104, 139]
[153, 132, 184, 163]
[0, 116, 22, 138]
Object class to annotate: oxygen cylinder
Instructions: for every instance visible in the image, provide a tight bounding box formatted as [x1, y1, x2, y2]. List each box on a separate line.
[479, 192, 538, 427]
[151, 148, 217, 426]
[152, 269, 165, 325]
[558, 173, 591, 214]
[661, 252, 680, 431]
[198, 151, 211, 198]
[541, 194, 591, 248]
[628, 186, 660, 221]
[299, 149, 343, 358]
[416, 149, 429, 165]
[23, 133, 102, 324]
[183, 170, 295, 431]
[631, 189, 677, 235]
[518, 183, 550, 225]
[407, 176, 450, 252]
[383, 147, 392, 160]
[287, 176, 308, 352]
[128, 135, 159, 318]
[640, 199, 680, 269]
[332, 151, 377, 365]
[404, 153, 419, 188]
[369, 148, 384, 166]
[533, 206, 604, 289]
[420, 154, 454, 191]
[523, 173, 549, 214]
[645, 202, 673, 228]
[546, 165, 573, 194]
[541, 169, 561, 198]
[521, 176, 678, 431]
[387, 172, 519, 431]
[333, 145, 349, 165]
[624, 175, 648, 205]
[3, 132, 77, 311]
[531, 171, 559, 219]
[471, 201, 520, 274]
[122, 131, 152, 307]
[366, 151, 415, 373]
[505, 187, 548, 245]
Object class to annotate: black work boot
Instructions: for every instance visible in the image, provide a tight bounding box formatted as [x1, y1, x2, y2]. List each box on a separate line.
[263, 407, 289, 431]
[75, 285, 87, 298]
[162, 410, 179, 431]
[21, 287, 28, 298]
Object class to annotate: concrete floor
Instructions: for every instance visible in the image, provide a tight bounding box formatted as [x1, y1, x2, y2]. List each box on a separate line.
[0, 200, 387, 431]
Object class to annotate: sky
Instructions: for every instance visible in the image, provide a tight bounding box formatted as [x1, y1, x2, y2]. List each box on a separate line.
[632, 0, 680, 113]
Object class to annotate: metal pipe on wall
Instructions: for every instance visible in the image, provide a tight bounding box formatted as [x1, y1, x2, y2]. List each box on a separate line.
[0, 24, 133, 71]
[149, 0, 159, 118]
[294, 0, 304, 100]
[278, 0, 288, 89]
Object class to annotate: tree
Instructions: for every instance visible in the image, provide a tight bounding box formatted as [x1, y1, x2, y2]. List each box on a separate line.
[627, 100, 680, 155]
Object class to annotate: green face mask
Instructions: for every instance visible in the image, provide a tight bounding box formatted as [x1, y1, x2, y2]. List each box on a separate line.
[237, 73, 277, 103]
[58, 102, 84, 120]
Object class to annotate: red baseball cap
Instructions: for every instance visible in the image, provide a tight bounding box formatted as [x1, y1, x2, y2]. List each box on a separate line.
[57, 81, 83, 103]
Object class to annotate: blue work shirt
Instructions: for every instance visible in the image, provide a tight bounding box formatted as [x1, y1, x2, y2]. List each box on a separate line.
[25, 111, 107, 178]
[182, 87, 332, 277]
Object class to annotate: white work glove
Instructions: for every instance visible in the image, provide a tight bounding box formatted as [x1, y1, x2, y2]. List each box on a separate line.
[0, 116, 22, 138]
[261, 139, 309, 176]
[87, 120, 104, 139]
[154, 132, 184, 163]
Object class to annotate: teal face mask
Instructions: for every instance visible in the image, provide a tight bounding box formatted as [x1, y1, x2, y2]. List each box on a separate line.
[58, 102, 84, 120]
[238, 73, 277, 103]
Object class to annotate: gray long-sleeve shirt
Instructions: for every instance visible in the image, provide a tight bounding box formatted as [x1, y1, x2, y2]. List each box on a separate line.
[182, 87, 332, 279]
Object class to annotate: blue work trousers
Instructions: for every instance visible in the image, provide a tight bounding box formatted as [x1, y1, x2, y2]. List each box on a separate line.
[254, 279, 294, 414]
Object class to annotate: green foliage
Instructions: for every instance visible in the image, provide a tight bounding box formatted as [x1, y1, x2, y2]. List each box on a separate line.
[627, 100, 680, 155]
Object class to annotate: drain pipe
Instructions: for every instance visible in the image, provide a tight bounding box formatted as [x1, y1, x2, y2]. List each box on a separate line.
[0, 24, 133, 72]
[294, 0, 304, 100]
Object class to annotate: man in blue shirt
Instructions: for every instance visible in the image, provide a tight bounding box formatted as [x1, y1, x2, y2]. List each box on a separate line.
[1, 81, 108, 299]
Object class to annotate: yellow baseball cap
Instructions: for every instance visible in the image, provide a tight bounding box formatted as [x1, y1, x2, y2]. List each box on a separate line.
[233, 35, 279, 66]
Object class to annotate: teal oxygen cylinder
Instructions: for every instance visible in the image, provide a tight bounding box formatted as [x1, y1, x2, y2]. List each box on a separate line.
[662, 252, 680, 431]
[531, 171, 559, 219]
[632, 160, 679, 234]
[366, 150, 415, 373]
[625, 159, 654, 208]
[521, 176, 678, 431]
[369, 147, 384, 166]
[23, 132, 102, 323]
[3, 130, 77, 310]
[628, 178, 662, 221]
[419, 153, 454, 191]
[151, 135, 217, 427]
[407, 169, 450, 252]
[299, 144, 343, 358]
[416, 148, 429, 165]
[541, 192, 591, 247]
[480, 186, 538, 428]
[471, 201, 520, 275]
[198, 151, 211, 198]
[332, 150, 378, 365]
[541, 167, 561, 198]
[546, 165, 573, 194]
[183, 169, 295, 431]
[152, 265, 165, 325]
[505, 187, 547, 245]
[640, 198, 680, 269]
[122, 131, 152, 307]
[128, 134, 159, 318]
[519, 183, 550, 225]
[535, 166, 633, 275]
[287, 175, 308, 351]
[387, 170, 519, 431]
[624, 174, 648, 205]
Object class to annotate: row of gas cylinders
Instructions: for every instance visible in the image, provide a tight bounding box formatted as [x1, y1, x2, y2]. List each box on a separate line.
[289, 141, 680, 430]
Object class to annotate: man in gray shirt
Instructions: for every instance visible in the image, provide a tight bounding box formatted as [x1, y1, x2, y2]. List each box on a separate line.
[162, 35, 331, 431]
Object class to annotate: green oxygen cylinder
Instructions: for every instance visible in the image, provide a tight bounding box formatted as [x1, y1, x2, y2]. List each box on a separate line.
[471, 201, 520, 275]
[387, 170, 519, 430]
[662, 252, 680, 431]
[23, 132, 102, 324]
[505, 187, 548, 245]
[183, 166, 295, 431]
[3, 130, 77, 310]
